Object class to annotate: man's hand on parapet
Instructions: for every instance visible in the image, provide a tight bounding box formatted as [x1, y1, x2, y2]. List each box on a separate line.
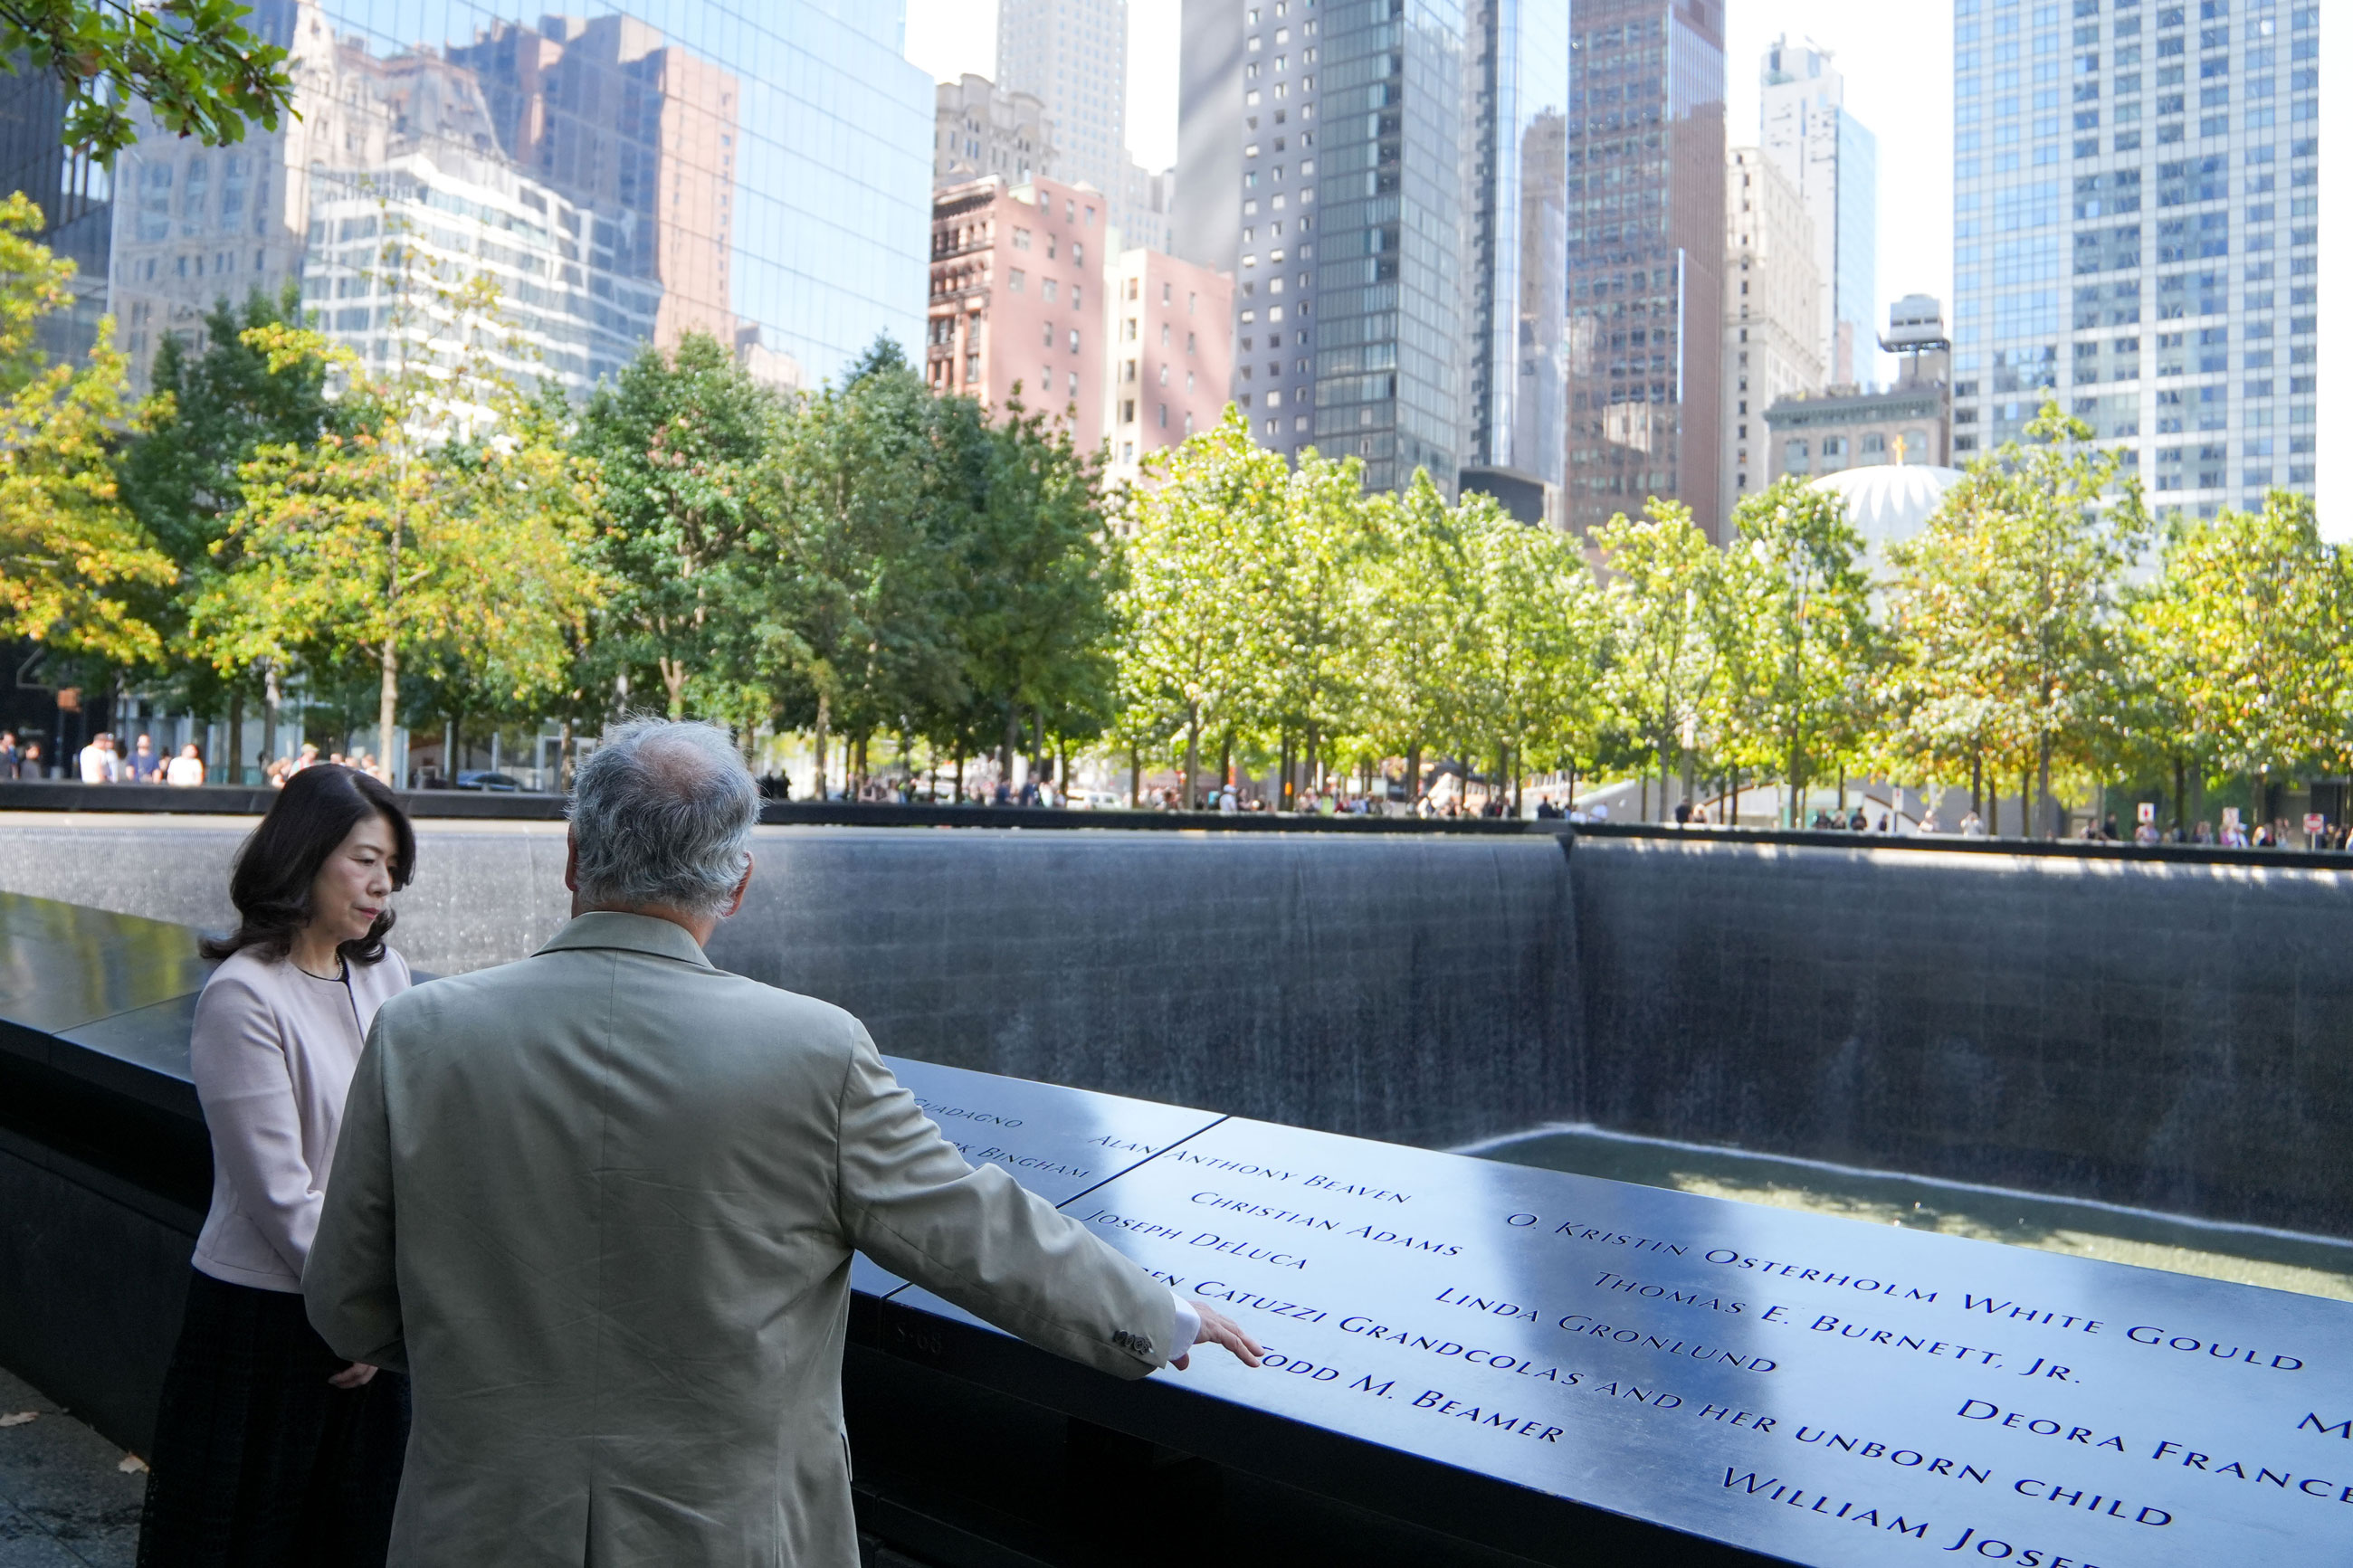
[1171, 1300, 1265, 1371]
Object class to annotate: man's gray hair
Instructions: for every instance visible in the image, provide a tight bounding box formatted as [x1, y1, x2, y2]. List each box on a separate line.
[569, 719, 759, 917]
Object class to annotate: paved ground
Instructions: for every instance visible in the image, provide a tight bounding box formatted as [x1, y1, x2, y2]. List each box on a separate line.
[0, 1369, 143, 1568]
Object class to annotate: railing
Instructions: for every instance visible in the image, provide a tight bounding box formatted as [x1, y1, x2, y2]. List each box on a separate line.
[5, 776, 2351, 869]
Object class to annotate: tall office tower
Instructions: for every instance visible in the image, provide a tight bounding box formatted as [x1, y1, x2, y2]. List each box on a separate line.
[1564, 0, 1728, 540]
[1722, 146, 1824, 511]
[0, 69, 116, 361]
[1952, 0, 2320, 517]
[105, 0, 929, 394]
[936, 75, 1058, 190]
[1460, 0, 1572, 524]
[1311, 2, 1471, 493]
[997, 0, 1165, 252]
[1760, 37, 1878, 387]
[1173, 0, 1332, 467]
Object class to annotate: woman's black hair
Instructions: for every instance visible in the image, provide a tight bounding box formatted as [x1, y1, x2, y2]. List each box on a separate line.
[201, 765, 414, 965]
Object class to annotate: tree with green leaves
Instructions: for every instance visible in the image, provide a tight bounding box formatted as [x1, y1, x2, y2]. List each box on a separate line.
[1114, 404, 1282, 805]
[929, 385, 1119, 787]
[575, 331, 780, 724]
[1596, 499, 1720, 819]
[1358, 471, 1480, 809]
[1462, 499, 1608, 810]
[2120, 491, 2345, 825]
[759, 337, 965, 791]
[1710, 477, 1876, 825]
[115, 285, 345, 759]
[186, 282, 606, 761]
[0, 192, 172, 666]
[1249, 444, 1377, 804]
[1884, 400, 2148, 837]
[3, 0, 296, 158]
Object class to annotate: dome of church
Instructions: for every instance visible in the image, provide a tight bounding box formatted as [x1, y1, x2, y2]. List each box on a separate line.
[1806, 463, 1967, 556]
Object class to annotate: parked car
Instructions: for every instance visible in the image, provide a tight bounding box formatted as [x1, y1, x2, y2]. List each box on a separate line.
[452, 770, 529, 793]
[1069, 790, 1126, 811]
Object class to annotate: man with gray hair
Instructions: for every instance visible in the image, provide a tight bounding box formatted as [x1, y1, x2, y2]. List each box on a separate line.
[308, 719, 1260, 1565]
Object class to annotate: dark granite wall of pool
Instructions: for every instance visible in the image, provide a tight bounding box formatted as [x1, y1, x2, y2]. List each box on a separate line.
[1566, 836, 2353, 1237]
[706, 831, 1584, 1150]
[6, 816, 2352, 1231]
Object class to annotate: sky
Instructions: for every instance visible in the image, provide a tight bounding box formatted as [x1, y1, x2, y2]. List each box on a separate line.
[904, 1, 1954, 384]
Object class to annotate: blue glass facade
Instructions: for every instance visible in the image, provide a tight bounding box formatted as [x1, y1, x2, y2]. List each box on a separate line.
[1833, 108, 1878, 381]
[1464, 0, 1569, 491]
[1313, 0, 1472, 495]
[1564, 0, 1729, 537]
[107, 0, 931, 394]
[1952, 0, 2320, 515]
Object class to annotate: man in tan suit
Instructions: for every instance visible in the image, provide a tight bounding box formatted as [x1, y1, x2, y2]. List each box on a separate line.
[308, 719, 1261, 1566]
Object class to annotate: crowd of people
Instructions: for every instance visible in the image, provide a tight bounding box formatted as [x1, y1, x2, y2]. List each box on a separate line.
[0, 730, 389, 787]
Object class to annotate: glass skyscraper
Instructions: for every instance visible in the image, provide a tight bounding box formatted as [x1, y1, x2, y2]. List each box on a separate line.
[1759, 37, 1878, 387]
[1462, 0, 1571, 508]
[1951, 0, 2320, 517]
[1563, 0, 1729, 539]
[1311, 0, 1470, 494]
[101, 0, 932, 397]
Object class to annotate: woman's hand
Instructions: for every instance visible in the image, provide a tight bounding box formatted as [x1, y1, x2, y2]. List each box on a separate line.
[328, 1362, 378, 1389]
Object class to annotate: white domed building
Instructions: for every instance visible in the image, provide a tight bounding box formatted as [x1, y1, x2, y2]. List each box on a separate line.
[1806, 461, 1966, 562]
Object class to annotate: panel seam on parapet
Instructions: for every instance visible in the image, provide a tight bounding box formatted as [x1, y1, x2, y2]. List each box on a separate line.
[872, 1113, 1234, 1302]
[1050, 1114, 1234, 1214]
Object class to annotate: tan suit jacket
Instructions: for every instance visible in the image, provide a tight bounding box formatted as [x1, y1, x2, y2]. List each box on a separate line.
[308, 912, 1176, 1567]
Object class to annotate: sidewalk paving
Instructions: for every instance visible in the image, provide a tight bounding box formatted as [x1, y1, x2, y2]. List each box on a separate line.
[0, 1368, 143, 1568]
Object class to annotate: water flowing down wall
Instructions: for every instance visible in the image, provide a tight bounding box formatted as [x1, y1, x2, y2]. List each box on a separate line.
[5, 813, 2351, 1231]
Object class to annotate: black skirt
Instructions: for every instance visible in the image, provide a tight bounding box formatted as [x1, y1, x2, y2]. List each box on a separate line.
[137, 1269, 408, 1568]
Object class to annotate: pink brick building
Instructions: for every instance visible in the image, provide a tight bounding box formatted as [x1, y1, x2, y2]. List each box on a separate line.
[927, 174, 1109, 450]
[1102, 248, 1234, 483]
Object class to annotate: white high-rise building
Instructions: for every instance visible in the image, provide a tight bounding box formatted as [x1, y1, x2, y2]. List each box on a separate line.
[996, 0, 1165, 252]
[1723, 147, 1824, 512]
[1761, 36, 1878, 387]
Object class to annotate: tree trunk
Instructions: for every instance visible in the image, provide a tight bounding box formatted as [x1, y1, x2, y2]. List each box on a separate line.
[2172, 755, 2187, 836]
[660, 659, 687, 720]
[813, 694, 830, 801]
[1970, 751, 1983, 822]
[1217, 730, 1232, 794]
[1278, 729, 1293, 810]
[558, 717, 574, 794]
[2036, 734, 2053, 841]
[953, 738, 966, 803]
[2019, 768, 2031, 843]
[1182, 705, 1200, 810]
[999, 707, 1017, 789]
[377, 641, 399, 783]
[1305, 720, 1320, 803]
[1406, 742, 1422, 813]
[1129, 741, 1140, 809]
[227, 691, 243, 787]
